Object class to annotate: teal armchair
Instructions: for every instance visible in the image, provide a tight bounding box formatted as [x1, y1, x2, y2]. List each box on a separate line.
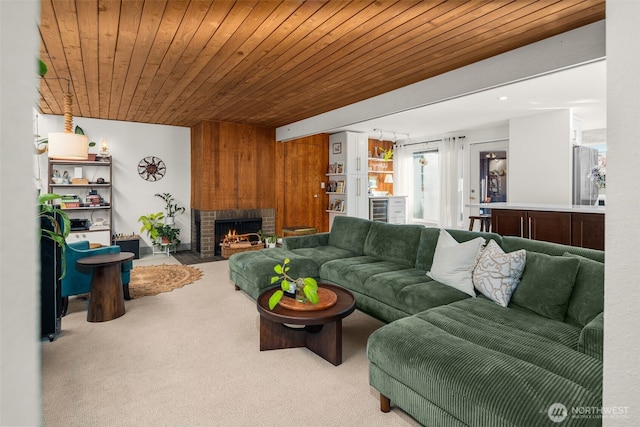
[61, 241, 133, 314]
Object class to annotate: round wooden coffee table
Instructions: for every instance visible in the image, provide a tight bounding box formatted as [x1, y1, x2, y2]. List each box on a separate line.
[256, 283, 356, 366]
[77, 252, 134, 322]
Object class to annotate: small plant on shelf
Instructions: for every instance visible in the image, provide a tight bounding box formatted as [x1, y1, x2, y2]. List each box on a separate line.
[268, 258, 319, 310]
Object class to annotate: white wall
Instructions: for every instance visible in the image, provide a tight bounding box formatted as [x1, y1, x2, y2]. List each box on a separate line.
[508, 110, 573, 204]
[36, 115, 191, 251]
[0, 1, 41, 425]
[604, 1, 640, 424]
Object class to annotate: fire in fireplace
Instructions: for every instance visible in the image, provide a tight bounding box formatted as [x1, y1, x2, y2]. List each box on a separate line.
[214, 218, 262, 256]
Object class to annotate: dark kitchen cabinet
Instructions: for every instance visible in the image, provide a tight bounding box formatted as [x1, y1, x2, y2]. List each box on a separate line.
[491, 209, 602, 249]
[492, 209, 571, 245]
[571, 213, 605, 250]
[528, 211, 572, 245]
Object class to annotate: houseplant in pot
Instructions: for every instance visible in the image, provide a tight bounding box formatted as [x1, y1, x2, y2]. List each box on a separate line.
[156, 224, 181, 251]
[268, 258, 319, 310]
[155, 192, 185, 225]
[138, 211, 165, 244]
[266, 234, 278, 248]
[38, 193, 70, 277]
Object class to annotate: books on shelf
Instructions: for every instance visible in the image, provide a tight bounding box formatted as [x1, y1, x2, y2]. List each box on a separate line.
[327, 180, 345, 193]
[327, 162, 345, 174]
[328, 199, 345, 212]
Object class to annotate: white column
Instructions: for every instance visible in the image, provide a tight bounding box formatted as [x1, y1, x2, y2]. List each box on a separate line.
[604, 1, 640, 424]
[0, 0, 41, 425]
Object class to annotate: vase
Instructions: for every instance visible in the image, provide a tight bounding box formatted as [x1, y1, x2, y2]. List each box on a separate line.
[295, 286, 308, 304]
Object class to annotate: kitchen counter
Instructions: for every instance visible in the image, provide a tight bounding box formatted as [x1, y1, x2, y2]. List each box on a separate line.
[466, 202, 605, 214]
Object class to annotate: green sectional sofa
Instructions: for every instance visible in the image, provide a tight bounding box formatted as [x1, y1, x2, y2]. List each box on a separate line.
[228, 216, 604, 426]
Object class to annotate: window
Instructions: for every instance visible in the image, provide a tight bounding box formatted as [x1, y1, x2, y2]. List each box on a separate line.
[412, 150, 439, 224]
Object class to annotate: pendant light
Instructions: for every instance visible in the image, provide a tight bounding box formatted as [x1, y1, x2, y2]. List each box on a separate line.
[47, 84, 88, 160]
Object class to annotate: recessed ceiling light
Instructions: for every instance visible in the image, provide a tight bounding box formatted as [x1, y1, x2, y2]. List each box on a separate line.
[498, 96, 508, 101]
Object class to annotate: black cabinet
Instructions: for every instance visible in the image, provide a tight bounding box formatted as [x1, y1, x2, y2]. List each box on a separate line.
[40, 215, 62, 341]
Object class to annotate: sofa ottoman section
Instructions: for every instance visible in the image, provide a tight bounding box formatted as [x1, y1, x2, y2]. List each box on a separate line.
[229, 248, 320, 300]
[367, 302, 603, 426]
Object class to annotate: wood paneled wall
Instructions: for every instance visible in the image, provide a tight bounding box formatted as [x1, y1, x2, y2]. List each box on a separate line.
[191, 121, 328, 233]
[191, 120, 276, 211]
[275, 134, 329, 234]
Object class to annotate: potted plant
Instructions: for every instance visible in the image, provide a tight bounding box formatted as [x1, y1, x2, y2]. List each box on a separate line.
[155, 192, 185, 225]
[268, 258, 319, 310]
[266, 234, 278, 248]
[156, 224, 181, 251]
[38, 193, 71, 277]
[138, 212, 165, 244]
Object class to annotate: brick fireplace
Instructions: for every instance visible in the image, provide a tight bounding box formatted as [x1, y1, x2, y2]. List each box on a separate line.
[192, 208, 275, 258]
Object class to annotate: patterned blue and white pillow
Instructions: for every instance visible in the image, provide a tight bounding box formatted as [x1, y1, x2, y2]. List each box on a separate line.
[472, 240, 526, 307]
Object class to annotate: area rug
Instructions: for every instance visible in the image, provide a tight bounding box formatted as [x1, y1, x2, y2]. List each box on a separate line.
[128, 264, 203, 299]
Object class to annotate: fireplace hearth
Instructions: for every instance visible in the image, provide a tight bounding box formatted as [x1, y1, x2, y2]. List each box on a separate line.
[192, 208, 275, 258]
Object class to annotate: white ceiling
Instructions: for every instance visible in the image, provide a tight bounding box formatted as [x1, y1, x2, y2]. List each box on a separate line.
[327, 60, 606, 143]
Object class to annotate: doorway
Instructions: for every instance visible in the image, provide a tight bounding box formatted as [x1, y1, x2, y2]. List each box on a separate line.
[480, 151, 507, 203]
[468, 141, 508, 215]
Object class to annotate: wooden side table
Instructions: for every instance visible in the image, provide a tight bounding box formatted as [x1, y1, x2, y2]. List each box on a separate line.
[77, 252, 134, 322]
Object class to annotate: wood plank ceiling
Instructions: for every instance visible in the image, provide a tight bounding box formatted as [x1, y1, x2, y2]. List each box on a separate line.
[38, 0, 605, 129]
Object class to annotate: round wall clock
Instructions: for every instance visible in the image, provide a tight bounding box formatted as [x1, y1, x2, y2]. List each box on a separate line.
[138, 156, 166, 181]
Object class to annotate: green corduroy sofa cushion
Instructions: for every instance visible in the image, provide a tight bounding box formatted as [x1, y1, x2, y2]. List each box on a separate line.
[579, 312, 604, 361]
[563, 253, 605, 327]
[327, 215, 372, 255]
[319, 256, 406, 295]
[289, 246, 357, 265]
[367, 298, 602, 426]
[509, 252, 580, 322]
[414, 227, 440, 271]
[363, 222, 424, 267]
[228, 248, 320, 300]
[501, 235, 605, 263]
[364, 269, 470, 315]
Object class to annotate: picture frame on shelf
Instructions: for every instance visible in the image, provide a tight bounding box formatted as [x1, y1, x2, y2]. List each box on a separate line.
[328, 163, 335, 174]
[336, 162, 344, 174]
[332, 142, 342, 154]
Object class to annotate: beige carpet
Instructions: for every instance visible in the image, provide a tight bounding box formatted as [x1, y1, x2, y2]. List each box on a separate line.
[41, 258, 419, 427]
[128, 264, 203, 299]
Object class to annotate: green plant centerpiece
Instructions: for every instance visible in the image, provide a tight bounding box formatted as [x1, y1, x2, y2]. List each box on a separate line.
[268, 258, 319, 310]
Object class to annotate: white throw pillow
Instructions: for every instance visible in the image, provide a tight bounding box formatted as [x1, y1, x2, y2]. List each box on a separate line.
[472, 240, 526, 307]
[427, 229, 485, 297]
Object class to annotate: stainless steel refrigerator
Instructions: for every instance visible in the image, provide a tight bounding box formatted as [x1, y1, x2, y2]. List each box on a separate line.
[572, 145, 599, 205]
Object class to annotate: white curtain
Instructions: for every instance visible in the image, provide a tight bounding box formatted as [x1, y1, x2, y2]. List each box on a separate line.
[439, 136, 464, 228]
[393, 142, 413, 214]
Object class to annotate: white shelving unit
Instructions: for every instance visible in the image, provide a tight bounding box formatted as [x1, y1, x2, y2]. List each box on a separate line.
[48, 158, 113, 246]
[327, 131, 369, 229]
